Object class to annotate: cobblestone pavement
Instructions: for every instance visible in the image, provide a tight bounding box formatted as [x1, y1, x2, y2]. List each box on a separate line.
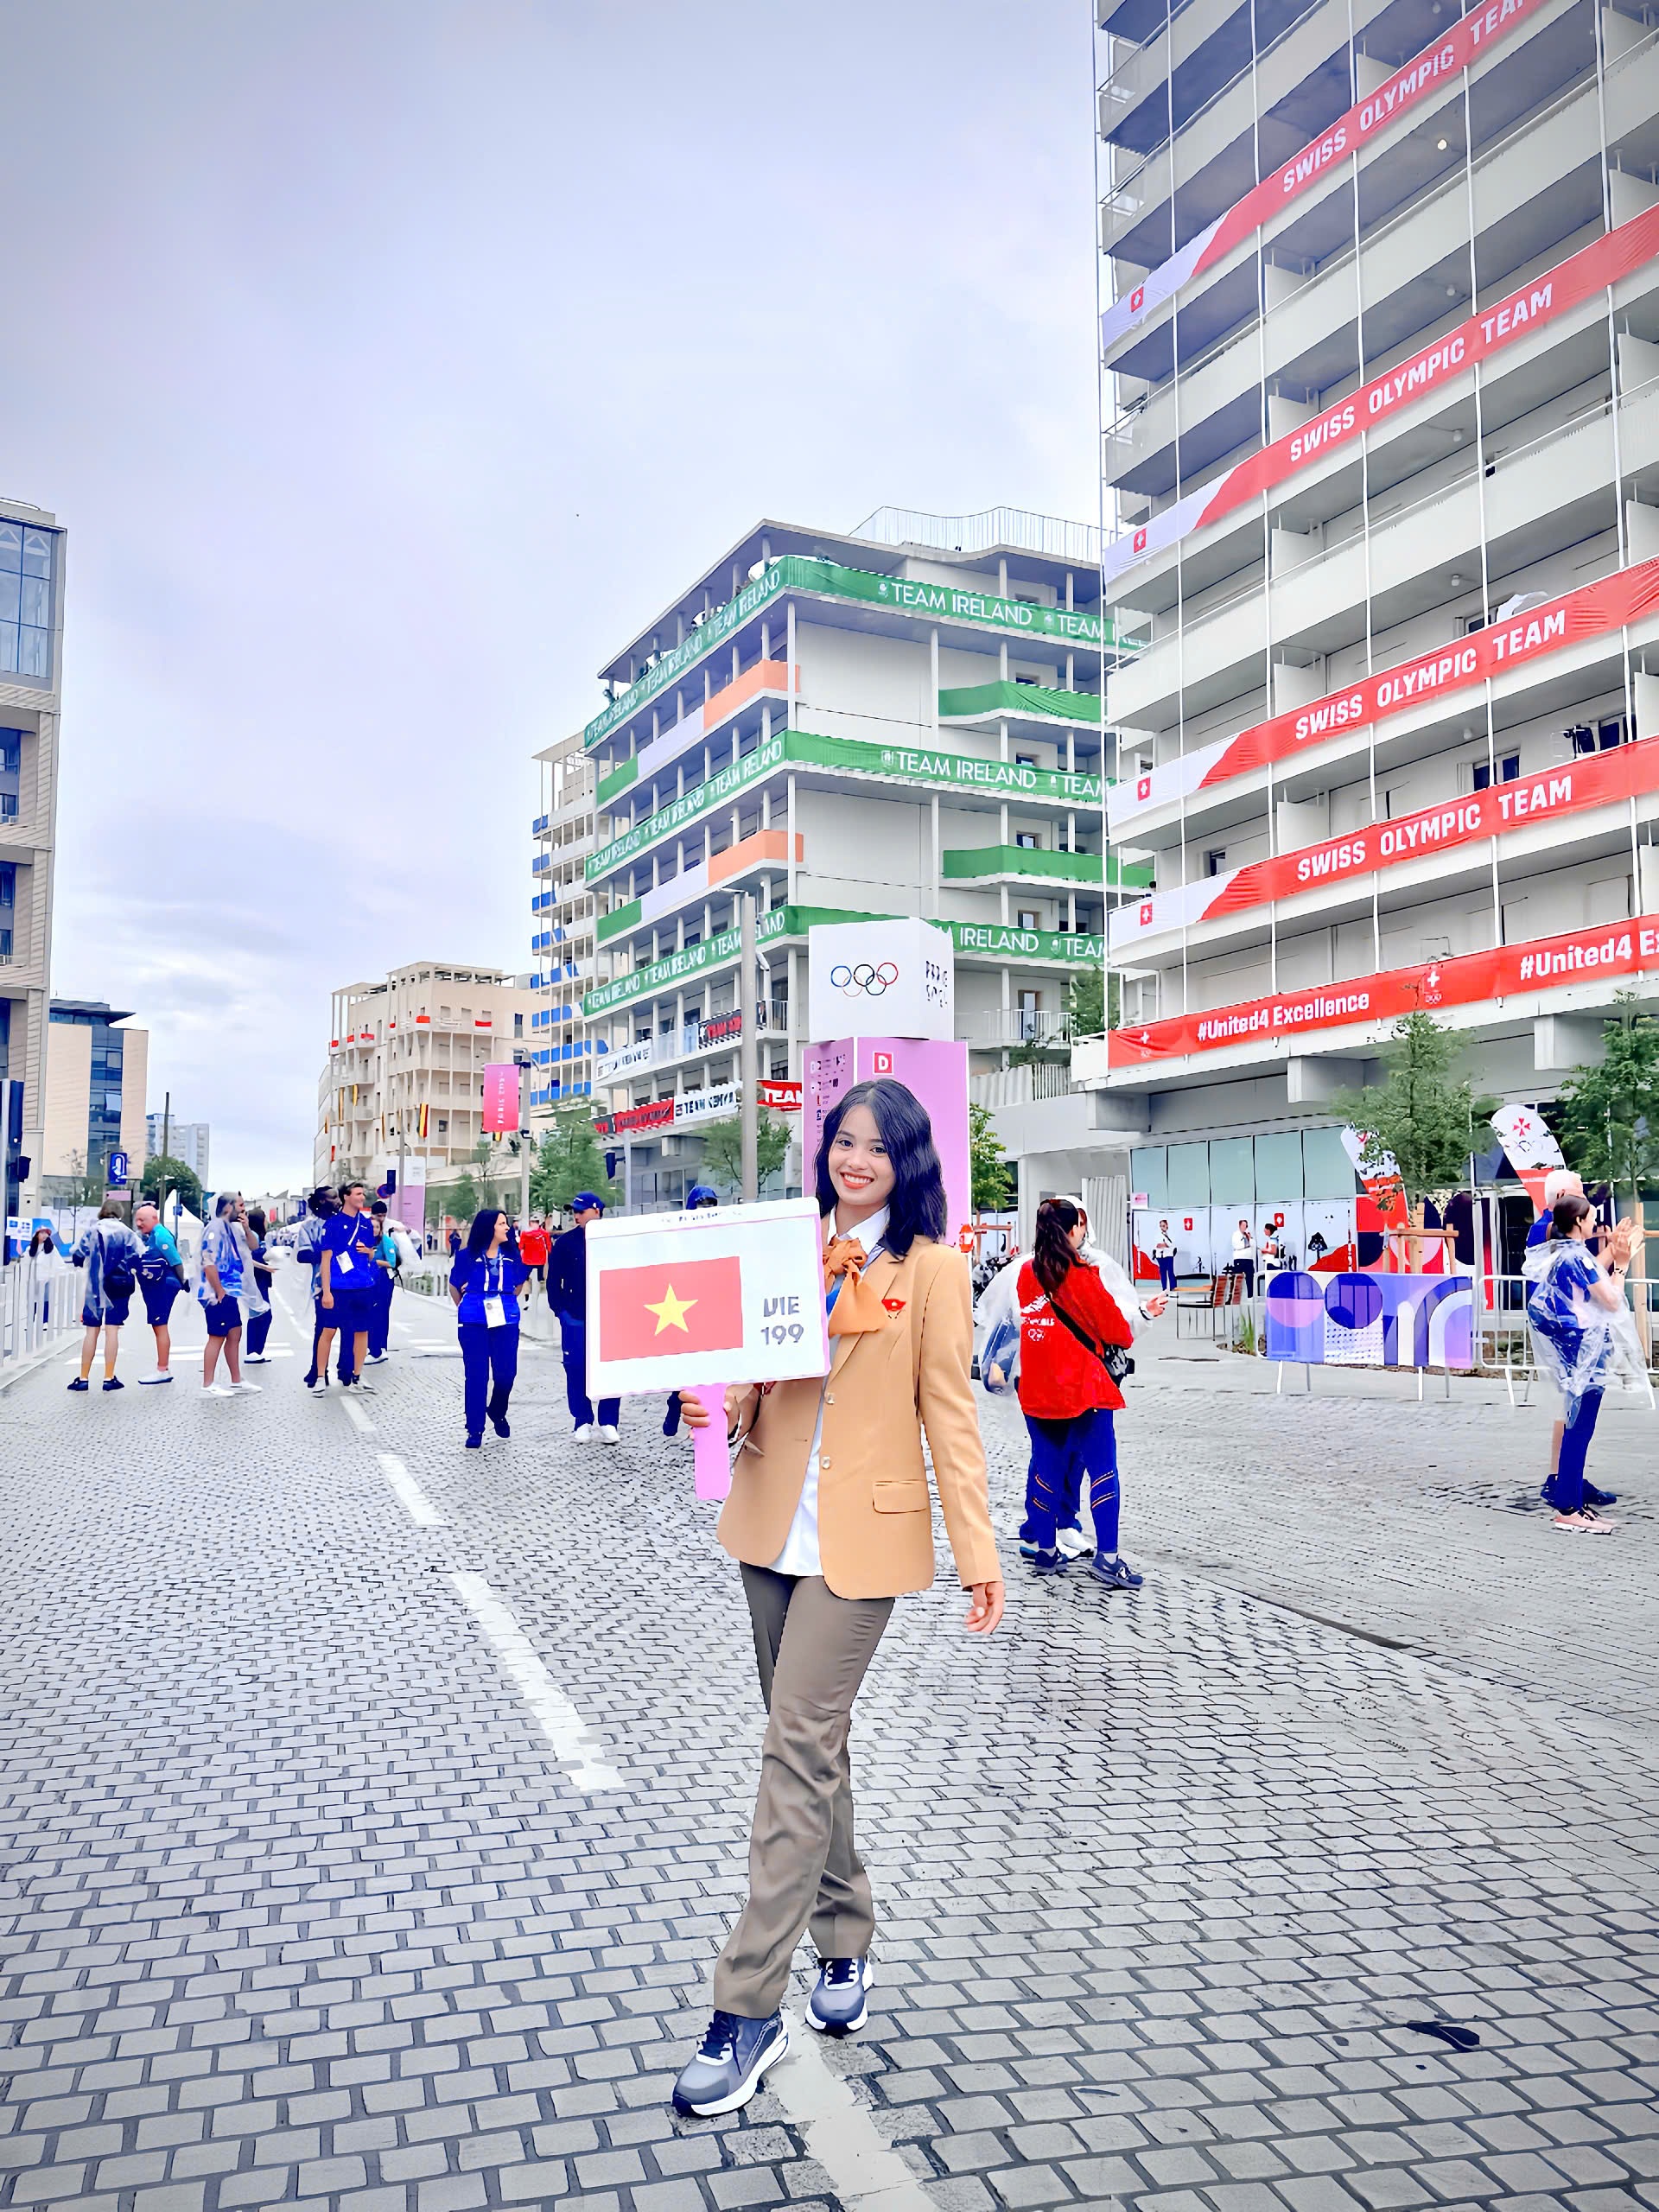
[1, 1262, 1656, 2212]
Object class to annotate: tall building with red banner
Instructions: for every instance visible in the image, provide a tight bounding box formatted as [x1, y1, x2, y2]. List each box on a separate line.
[1077, 0, 1659, 1274]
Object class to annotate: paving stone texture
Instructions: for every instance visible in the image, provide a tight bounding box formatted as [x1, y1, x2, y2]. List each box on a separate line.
[0, 1261, 1656, 2212]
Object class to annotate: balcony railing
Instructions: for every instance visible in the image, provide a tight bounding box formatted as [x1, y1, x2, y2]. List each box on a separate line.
[853, 505, 1103, 565]
[968, 1009, 1075, 1047]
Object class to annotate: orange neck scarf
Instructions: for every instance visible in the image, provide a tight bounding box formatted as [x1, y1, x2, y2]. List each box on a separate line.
[823, 1235, 889, 1337]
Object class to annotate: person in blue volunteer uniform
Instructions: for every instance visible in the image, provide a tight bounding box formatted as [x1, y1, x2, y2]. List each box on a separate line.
[316, 1179, 378, 1391]
[200, 1192, 258, 1396]
[550, 1191, 620, 1443]
[68, 1199, 144, 1392]
[1525, 1168, 1619, 1507]
[295, 1185, 350, 1389]
[663, 1184, 721, 1437]
[244, 1207, 276, 1364]
[365, 1198, 397, 1365]
[133, 1198, 187, 1384]
[449, 1207, 526, 1448]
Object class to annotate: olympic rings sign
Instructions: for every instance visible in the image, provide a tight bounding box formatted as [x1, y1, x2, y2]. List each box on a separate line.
[830, 961, 900, 998]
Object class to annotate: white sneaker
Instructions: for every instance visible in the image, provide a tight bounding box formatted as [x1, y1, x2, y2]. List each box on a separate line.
[1056, 1527, 1093, 1560]
[365, 1353, 390, 1365]
[138, 1370, 174, 1386]
[243, 1354, 271, 1365]
[200, 1383, 234, 1398]
[231, 1380, 263, 1394]
[600, 1425, 620, 1446]
[573, 1422, 594, 1441]
[350, 1378, 377, 1394]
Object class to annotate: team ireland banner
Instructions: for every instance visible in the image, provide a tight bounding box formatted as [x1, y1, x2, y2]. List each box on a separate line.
[584, 1195, 830, 1397]
[1100, 0, 1549, 356]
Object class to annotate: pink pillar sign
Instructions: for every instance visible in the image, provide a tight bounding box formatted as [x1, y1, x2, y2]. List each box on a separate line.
[687, 1385, 732, 1500]
[803, 1037, 972, 1245]
[481, 1062, 522, 1135]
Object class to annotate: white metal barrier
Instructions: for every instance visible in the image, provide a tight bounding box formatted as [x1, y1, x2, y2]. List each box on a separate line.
[0, 1259, 80, 1376]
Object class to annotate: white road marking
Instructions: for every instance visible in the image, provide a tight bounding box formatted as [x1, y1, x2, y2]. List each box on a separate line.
[773, 2028, 941, 2209]
[448, 1570, 621, 1792]
[341, 1395, 376, 1436]
[376, 1452, 447, 1528]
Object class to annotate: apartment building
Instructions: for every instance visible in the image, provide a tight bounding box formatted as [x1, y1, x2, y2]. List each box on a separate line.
[314, 961, 539, 1189]
[145, 1114, 210, 1179]
[42, 1000, 148, 1195]
[578, 508, 1145, 1209]
[1070, 0, 1659, 1269]
[528, 732, 599, 1115]
[0, 497, 64, 1224]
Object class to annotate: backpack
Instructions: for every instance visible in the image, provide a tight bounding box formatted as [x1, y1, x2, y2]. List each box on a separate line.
[99, 1228, 137, 1300]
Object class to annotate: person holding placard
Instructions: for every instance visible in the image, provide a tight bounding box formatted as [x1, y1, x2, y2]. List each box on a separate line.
[675, 1077, 1003, 2117]
[448, 1207, 526, 1448]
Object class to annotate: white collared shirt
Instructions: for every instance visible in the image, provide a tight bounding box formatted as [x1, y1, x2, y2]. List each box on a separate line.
[768, 1205, 890, 1579]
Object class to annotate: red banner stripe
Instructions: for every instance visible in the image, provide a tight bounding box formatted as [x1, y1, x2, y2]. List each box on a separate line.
[1109, 918, 1659, 1067]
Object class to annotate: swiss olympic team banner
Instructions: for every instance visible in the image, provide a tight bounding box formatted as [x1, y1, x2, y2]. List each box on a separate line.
[1111, 735, 1659, 950]
[1103, 205, 1659, 587]
[1101, 0, 1548, 356]
[1109, 557, 1659, 831]
[1109, 916, 1659, 1068]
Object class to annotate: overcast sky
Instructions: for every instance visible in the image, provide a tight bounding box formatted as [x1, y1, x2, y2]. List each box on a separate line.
[4, 2, 1097, 1190]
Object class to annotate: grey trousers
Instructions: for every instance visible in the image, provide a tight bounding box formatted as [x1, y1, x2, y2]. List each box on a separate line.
[713, 1564, 895, 2018]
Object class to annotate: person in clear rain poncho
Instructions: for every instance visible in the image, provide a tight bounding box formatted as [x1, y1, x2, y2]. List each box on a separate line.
[1523, 1193, 1646, 1533]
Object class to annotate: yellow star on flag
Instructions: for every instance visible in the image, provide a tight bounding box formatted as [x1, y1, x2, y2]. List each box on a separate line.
[645, 1282, 698, 1334]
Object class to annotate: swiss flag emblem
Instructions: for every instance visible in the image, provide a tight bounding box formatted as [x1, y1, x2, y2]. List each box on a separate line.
[873, 1050, 893, 1075]
[1134, 527, 1147, 554]
[1137, 775, 1151, 800]
[1140, 902, 1153, 926]
[597, 1256, 744, 1359]
[1130, 284, 1145, 312]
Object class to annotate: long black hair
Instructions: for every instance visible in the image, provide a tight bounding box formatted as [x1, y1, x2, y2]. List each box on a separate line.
[1033, 1196, 1084, 1296]
[814, 1077, 945, 1257]
[1549, 1194, 1594, 1242]
[465, 1207, 508, 1259]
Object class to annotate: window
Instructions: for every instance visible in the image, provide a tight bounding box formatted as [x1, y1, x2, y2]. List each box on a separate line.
[436, 1117, 448, 1134]
[1014, 753, 1038, 767]
[1014, 831, 1040, 849]
[1205, 848, 1228, 876]
[1017, 908, 1040, 930]
[1471, 755, 1520, 790]
[0, 524, 53, 681]
[0, 863, 13, 908]
[512, 1013, 523, 1037]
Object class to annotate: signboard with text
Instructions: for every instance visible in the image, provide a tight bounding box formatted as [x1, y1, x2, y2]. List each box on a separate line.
[808, 917, 954, 1042]
[585, 1196, 829, 1396]
[480, 1063, 522, 1135]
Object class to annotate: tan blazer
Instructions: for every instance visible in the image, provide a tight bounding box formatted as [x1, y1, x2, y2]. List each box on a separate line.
[716, 1236, 1001, 1601]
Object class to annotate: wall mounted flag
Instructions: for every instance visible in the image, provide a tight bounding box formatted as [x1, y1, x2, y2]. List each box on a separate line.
[584, 1195, 829, 1398]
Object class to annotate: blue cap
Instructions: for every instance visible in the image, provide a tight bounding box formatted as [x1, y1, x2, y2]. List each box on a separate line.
[686, 1185, 720, 1208]
[572, 1192, 604, 1213]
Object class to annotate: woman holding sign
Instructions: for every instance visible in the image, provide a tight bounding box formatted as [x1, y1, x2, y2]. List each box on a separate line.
[448, 1207, 526, 1448]
[676, 1077, 1003, 2116]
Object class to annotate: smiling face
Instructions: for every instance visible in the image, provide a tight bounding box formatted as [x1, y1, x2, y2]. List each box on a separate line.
[828, 1102, 896, 1225]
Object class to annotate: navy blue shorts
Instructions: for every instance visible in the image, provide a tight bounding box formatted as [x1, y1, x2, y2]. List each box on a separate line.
[324, 1286, 369, 1336]
[142, 1277, 181, 1326]
[82, 1297, 130, 1329]
[203, 1296, 242, 1338]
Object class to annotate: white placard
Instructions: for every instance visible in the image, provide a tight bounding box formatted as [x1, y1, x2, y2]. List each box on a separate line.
[807, 917, 954, 1041]
[585, 1195, 829, 1396]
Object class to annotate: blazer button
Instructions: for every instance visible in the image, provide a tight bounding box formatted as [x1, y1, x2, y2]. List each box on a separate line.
[824, 1393, 834, 1405]
[819, 1456, 830, 1469]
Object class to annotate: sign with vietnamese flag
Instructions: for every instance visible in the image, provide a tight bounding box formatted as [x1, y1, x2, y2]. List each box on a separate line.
[585, 1195, 830, 1397]
[1101, 0, 1548, 355]
[1109, 557, 1659, 832]
[480, 1062, 522, 1135]
[1103, 206, 1659, 586]
[1109, 917, 1659, 1069]
[1111, 736, 1659, 950]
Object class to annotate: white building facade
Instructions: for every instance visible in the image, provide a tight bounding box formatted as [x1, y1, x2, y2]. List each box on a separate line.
[579, 511, 1145, 1211]
[529, 732, 599, 1116]
[1073, 0, 1659, 1265]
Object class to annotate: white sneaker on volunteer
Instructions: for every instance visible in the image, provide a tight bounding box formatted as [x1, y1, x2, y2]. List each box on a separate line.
[600, 1425, 620, 1446]
[231, 1380, 263, 1394]
[574, 1422, 594, 1441]
[138, 1370, 174, 1386]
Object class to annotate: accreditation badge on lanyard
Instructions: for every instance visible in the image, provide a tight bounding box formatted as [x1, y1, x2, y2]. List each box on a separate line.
[482, 1258, 508, 1330]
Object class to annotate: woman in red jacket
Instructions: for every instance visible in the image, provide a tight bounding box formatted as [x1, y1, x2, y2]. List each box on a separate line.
[1017, 1196, 1140, 1590]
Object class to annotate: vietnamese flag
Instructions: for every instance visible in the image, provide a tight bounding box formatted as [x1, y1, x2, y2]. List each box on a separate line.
[598, 1255, 745, 1359]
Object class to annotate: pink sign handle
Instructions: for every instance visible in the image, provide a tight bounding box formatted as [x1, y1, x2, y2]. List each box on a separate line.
[688, 1384, 732, 1501]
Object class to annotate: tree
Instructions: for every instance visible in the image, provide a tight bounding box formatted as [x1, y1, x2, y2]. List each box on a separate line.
[1332, 1010, 1496, 1266]
[970, 1103, 1014, 1214]
[1555, 992, 1659, 1212]
[138, 1154, 204, 1221]
[697, 1111, 790, 1198]
[531, 1105, 618, 1213]
[48, 1148, 107, 1213]
[1067, 963, 1118, 1038]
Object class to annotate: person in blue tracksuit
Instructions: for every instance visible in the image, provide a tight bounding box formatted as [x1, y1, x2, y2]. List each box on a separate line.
[663, 1184, 721, 1436]
[365, 1198, 397, 1364]
[550, 1191, 620, 1443]
[296, 1185, 350, 1389]
[449, 1207, 526, 1448]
